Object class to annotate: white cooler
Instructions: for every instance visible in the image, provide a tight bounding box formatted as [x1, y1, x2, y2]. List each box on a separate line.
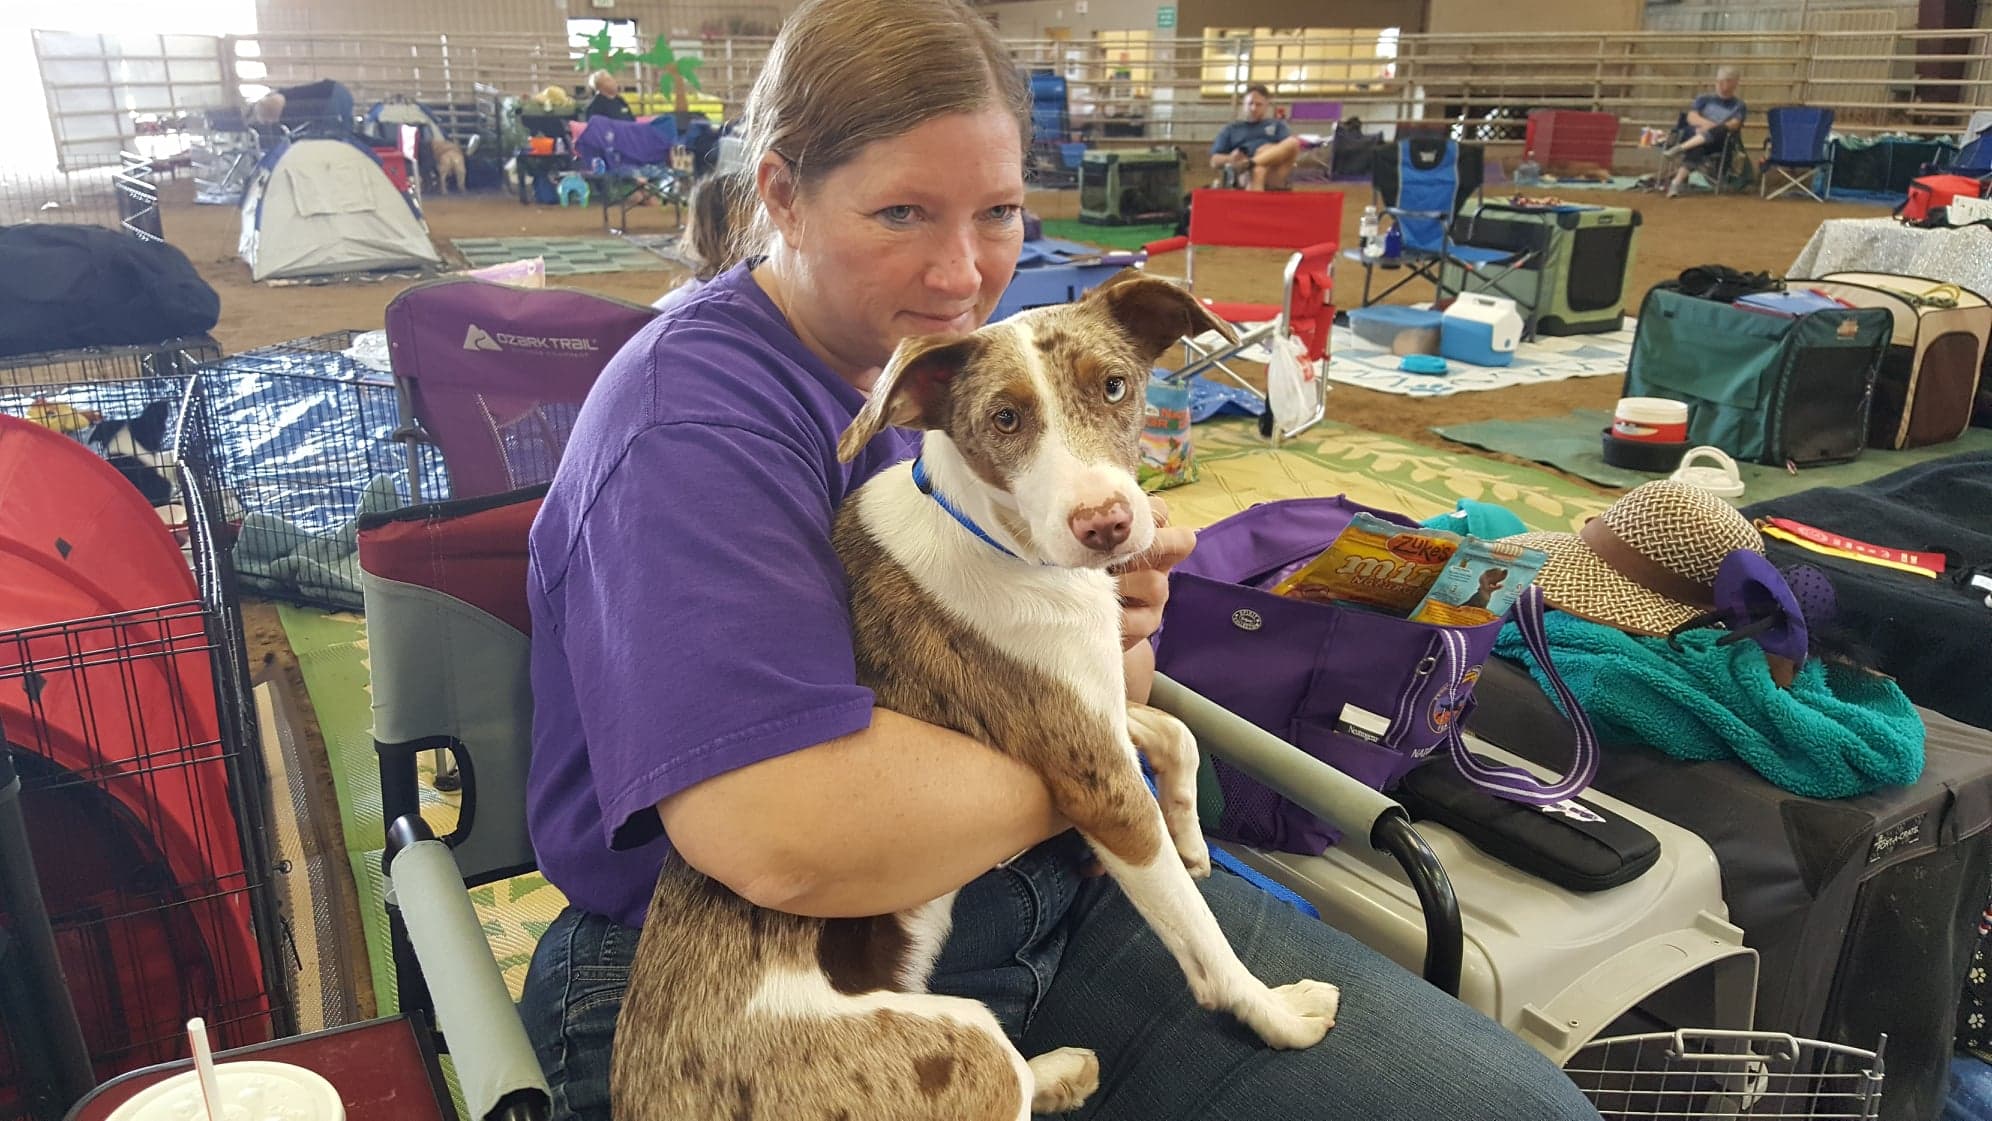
[1441, 293, 1523, 367]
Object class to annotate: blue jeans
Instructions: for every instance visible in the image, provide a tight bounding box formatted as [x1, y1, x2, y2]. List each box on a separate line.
[520, 833, 1601, 1120]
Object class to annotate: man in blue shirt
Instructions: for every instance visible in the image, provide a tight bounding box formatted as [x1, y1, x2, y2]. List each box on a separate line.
[1209, 84, 1301, 190]
[1666, 66, 1746, 197]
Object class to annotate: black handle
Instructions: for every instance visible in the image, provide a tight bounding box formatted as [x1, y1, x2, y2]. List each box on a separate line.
[1371, 809, 1463, 997]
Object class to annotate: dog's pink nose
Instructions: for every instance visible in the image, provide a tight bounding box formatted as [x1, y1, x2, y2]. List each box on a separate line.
[1069, 501, 1132, 553]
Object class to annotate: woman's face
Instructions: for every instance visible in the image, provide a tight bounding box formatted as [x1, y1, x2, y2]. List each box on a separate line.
[761, 107, 1026, 382]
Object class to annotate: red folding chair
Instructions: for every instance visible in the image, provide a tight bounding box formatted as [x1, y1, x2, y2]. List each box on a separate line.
[1142, 189, 1341, 444]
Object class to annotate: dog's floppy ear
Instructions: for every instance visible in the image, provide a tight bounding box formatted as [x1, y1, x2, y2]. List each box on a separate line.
[130, 400, 171, 452]
[836, 333, 981, 463]
[1087, 270, 1240, 365]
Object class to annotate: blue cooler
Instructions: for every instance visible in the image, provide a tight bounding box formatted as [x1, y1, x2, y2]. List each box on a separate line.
[1440, 293, 1523, 367]
[1347, 305, 1444, 355]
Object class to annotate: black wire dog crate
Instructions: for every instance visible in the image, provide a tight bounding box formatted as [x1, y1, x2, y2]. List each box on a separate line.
[0, 337, 221, 517]
[178, 331, 446, 612]
[0, 440, 291, 1120]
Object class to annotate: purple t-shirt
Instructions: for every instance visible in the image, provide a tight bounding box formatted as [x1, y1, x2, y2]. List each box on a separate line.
[526, 262, 919, 928]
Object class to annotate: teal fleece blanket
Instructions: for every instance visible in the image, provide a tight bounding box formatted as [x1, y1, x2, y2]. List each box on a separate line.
[1495, 612, 1925, 799]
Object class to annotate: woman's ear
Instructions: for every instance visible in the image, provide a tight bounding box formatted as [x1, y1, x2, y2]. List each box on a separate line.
[757, 150, 802, 246]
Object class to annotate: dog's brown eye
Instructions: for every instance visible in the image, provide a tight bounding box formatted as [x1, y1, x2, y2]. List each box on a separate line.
[1104, 376, 1129, 403]
[992, 407, 1021, 433]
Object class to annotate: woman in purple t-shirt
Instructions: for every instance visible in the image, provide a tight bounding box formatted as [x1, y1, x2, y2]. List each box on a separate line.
[519, 2, 1602, 1119]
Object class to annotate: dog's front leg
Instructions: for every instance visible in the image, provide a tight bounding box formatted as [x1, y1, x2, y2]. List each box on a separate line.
[1052, 755, 1339, 1049]
[1127, 704, 1210, 878]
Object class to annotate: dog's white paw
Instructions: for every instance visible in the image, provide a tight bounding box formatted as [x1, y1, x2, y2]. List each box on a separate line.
[1027, 1046, 1099, 1114]
[1244, 979, 1340, 1049]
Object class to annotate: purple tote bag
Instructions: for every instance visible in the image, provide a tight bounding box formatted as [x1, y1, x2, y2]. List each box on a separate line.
[1155, 496, 1597, 855]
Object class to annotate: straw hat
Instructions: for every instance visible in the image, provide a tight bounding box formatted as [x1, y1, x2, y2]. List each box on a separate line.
[1500, 480, 1766, 636]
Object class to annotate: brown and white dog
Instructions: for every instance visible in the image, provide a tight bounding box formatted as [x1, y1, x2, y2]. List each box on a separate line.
[610, 272, 1340, 1120]
[432, 137, 467, 193]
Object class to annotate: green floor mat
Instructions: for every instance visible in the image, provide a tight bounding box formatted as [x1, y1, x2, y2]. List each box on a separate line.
[1434, 409, 1992, 502]
[1165, 416, 1611, 533]
[1039, 219, 1177, 252]
[452, 236, 670, 276]
[278, 605, 564, 1012]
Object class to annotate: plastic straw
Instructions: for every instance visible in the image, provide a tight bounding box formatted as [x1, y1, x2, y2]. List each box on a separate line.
[187, 1018, 224, 1121]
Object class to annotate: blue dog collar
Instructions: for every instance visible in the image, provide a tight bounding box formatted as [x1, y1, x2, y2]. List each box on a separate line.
[911, 456, 1025, 561]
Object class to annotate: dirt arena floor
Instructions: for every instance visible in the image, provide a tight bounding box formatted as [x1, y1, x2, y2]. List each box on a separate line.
[161, 174, 1886, 463]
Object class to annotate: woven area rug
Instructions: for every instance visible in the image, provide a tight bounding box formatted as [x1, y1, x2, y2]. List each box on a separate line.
[452, 236, 669, 276]
[1039, 218, 1176, 252]
[1164, 416, 1610, 532]
[277, 606, 563, 1007]
[621, 232, 696, 268]
[1323, 316, 1636, 398]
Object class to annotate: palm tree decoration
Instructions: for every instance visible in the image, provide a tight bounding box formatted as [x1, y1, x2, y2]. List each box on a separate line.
[574, 27, 636, 78]
[633, 39, 705, 133]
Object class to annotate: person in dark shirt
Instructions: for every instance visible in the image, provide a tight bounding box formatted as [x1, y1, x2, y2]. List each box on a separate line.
[585, 70, 636, 121]
[1208, 84, 1301, 190]
[1666, 66, 1746, 196]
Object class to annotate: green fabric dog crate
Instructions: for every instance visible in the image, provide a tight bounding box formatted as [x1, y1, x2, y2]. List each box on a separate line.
[1441, 203, 1642, 336]
[1079, 148, 1187, 225]
[1623, 287, 1892, 467]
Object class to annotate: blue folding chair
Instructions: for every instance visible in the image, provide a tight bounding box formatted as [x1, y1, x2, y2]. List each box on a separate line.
[1353, 137, 1545, 338]
[1761, 106, 1835, 201]
[1950, 125, 1992, 179]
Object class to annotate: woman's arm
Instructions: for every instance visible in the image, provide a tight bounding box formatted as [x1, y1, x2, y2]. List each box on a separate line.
[659, 709, 1067, 918]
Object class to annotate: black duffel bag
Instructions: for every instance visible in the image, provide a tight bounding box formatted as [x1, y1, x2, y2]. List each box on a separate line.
[0, 224, 220, 358]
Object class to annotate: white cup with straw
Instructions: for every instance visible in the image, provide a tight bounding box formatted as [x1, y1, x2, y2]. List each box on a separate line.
[102, 1018, 345, 1121]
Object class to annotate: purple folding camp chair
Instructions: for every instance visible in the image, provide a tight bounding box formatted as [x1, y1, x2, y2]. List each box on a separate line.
[384, 277, 658, 502]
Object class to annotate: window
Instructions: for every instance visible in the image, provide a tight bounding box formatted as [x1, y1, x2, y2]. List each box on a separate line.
[1200, 27, 1399, 97]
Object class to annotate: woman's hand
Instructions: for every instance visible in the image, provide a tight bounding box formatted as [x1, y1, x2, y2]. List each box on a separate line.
[1116, 497, 1197, 651]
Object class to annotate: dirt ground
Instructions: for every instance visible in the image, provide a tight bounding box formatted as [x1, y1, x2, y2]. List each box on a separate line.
[163, 175, 1886, 464]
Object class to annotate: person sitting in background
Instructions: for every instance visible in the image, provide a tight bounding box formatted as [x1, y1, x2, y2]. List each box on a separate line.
[1666, 66, 1747, 197]
[1209, 84, 1301, 190]
[584, 70, 636, 121]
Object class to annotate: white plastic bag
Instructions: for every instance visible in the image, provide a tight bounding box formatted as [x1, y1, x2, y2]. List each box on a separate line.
[1266, 330, 1318, 430]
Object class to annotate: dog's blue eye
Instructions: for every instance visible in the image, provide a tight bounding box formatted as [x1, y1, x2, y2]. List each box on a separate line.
[1104, 376, 1128, 403]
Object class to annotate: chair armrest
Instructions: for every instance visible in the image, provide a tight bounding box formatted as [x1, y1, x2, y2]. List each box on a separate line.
[1146, 675, 1465, 995]
[1142, 235, 1190, 257]
[1384, 207, 1447, 221]
[386, 816, 551, 1121]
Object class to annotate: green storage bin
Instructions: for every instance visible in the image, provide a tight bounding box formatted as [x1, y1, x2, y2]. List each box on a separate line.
[1623, 287, 1891, 467]
[1441, 204, 1641, 336]
[1079, 148, 1186, 225]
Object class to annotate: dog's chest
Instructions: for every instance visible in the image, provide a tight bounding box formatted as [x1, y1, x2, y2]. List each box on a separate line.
[833, 479, 1127, 747]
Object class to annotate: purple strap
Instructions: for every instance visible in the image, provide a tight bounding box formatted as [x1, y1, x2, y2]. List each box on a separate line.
[1387, 585, 1598, 805]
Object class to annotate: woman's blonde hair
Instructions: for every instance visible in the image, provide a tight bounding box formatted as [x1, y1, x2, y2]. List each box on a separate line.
[588, 69, 616, 94]
[716, 0, 1030, 272]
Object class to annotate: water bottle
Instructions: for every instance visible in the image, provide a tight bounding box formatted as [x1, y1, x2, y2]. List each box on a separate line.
[1359, 205, 1381, 260]
[1516, 149, 1542, 187]
[1383, 221, 1402, 260]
